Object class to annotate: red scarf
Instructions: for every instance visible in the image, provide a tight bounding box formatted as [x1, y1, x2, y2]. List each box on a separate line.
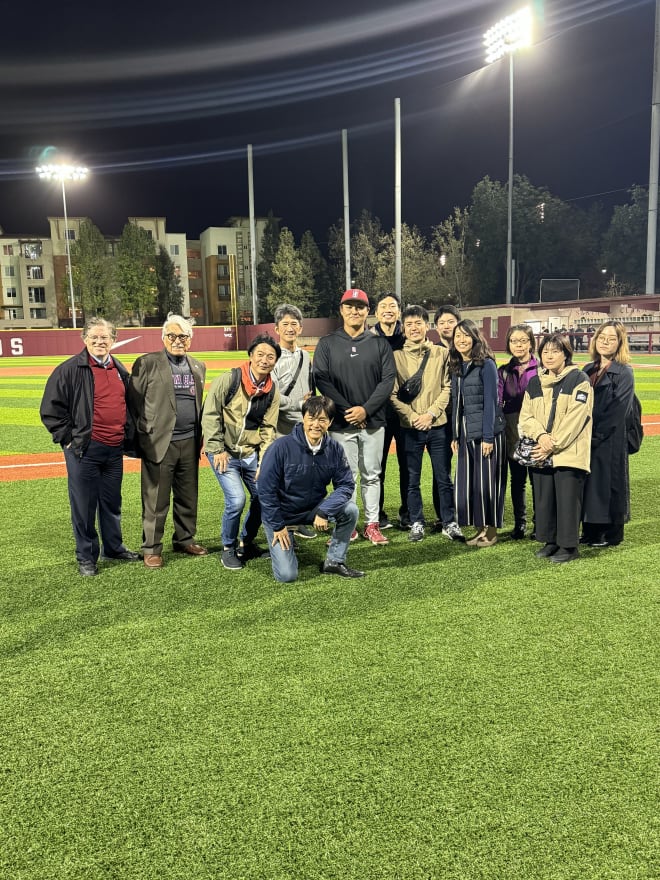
[240, 362, 273, 397]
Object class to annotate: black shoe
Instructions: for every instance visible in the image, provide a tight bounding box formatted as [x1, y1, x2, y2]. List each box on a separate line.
[321, 560, 365, 578]
[396, 516, 412, 531]
[578, 535, 591, 545]
[549, 547, 579, 564]
[378, 514, 394, 530]
[221, 548, 244, 570]
[588, 535, 610, 548]
[510, 526, 526, 540]
[78, 561, 98, 577]
[103, 549, 141, 562]
[535, 543, 559, 558]
[236, 543, 270, 561]
[529, 531, 537, 541]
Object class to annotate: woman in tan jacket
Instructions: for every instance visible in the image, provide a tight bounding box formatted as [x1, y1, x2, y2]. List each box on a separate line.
[518, 333, 593, 564]
[390, 305, 463, 543]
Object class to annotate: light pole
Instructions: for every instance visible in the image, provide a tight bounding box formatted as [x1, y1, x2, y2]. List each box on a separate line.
[484, 7, 532, 306]
[36, 163, 89, 329]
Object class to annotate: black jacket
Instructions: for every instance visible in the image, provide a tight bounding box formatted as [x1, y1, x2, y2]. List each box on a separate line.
[313, 328, 396, 429]
[582, 360, 634, 525]
[40, 348, 135, 457]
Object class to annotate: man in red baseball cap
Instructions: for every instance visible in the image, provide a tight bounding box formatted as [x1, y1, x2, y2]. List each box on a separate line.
[313, 289, 396, 545]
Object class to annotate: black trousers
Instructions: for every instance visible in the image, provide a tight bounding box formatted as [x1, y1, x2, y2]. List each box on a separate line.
[379, 406, 409, 520]
[141, 437, 200, 555]
[507, 457, 535, 529]
[532, 466, 586, 549]
[432, 419, 454, 522]
[64, 440, 126, 564]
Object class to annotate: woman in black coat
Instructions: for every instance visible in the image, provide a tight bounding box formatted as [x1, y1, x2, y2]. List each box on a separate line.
[581, 321, 635, 547]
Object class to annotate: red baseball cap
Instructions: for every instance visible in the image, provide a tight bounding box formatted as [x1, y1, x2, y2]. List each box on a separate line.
[340, 288, 369, 306]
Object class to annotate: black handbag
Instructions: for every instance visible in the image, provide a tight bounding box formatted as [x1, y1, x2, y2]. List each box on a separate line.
[513, 376, 565, 468]
[397, 350, 431, 404]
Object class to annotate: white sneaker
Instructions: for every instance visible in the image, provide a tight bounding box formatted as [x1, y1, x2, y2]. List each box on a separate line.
[441, 521, 464, 541]
[409, 521, 425, 542]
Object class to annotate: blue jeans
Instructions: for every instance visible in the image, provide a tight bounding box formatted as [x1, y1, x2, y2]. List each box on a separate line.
[262, 500, 359, 583]
[403, 426, 455, 525]
[207, 452, 261, 548]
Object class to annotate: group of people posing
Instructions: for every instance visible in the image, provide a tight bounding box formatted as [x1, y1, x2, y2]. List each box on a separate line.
[40, 292, 637, 580]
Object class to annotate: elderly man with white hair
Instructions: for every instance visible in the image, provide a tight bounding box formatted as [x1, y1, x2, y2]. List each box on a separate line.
[128, 314, 208, 568]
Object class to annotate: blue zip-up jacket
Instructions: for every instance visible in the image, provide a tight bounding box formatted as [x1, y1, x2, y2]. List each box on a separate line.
[258, 423, 355, 530]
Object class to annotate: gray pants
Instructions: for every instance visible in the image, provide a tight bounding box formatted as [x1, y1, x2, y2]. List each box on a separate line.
[330, 426, 384, 526]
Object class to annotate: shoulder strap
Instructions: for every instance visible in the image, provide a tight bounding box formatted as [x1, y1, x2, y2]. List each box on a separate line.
[223, 367, 242, 407]
[282, 351, 305, 397]
[546, 370, 585, 432]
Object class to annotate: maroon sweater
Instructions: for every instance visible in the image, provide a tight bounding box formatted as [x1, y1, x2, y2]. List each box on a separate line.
[90, 357, 126, 446]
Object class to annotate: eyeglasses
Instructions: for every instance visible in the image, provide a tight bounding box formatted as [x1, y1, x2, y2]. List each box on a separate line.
[165, 333, 190, 343]
[87, 336, 112, 343]
[509, 337, 531, 345]
[597, 336, 619, 343]
[304, 415, 331, 425]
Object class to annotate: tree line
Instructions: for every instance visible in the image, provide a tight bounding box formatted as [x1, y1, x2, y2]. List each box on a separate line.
[70, 221, 183, 325]
[258, 177, 654, 319]
[69, 176, 653, 325]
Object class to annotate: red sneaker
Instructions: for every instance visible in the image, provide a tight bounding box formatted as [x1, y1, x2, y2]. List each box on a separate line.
[363, 522, 389, 545]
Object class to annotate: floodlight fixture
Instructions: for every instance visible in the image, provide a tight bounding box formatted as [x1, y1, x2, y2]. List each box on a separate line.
[35, 163, 89, 329]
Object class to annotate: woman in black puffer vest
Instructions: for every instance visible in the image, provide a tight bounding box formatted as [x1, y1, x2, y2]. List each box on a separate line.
[449, 320, 506, 548]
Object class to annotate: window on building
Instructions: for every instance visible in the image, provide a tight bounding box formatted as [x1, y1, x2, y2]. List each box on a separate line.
[217, 245, 227, 256]
[188, 270, 202, 279]
[28, 287, 46, 303]
[30, 308, 47, 319]
[27, 265, 44, 280]
[4, 265, 15, 277]
[187, 249, 201, 260]
[170, 244, 179, 256]
[3, 245, 14, 256]
[4, 287, 17, 299]
[23, 243, 43, 259]
[217, 264, 229, 278]
[4, 308, 21, 319]
[66, 229, 76, 241]
[218, 284, 230, 299]
[491, 318, 498, 337]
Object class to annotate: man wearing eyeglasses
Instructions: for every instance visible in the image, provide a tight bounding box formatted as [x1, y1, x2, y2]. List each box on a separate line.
[127, 315, 208, 569]
[40, 317, 140, 576]
[258, 396, 363, 580]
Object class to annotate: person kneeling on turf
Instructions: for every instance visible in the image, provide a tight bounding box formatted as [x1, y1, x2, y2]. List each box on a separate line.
[258, 396, 364, 581]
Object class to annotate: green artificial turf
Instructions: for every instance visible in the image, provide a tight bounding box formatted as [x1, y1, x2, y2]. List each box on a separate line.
[0, 354, 658, 879]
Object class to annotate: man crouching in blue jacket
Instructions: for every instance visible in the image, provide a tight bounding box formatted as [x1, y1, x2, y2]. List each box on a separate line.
[258, 396, 364, 581]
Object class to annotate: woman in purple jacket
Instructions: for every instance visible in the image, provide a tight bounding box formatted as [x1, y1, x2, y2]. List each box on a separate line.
[497, 325, 539, 539]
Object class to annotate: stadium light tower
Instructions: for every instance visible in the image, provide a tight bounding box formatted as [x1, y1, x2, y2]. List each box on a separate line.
[484, 6, 533, 305]
[36, 163, 89, 329]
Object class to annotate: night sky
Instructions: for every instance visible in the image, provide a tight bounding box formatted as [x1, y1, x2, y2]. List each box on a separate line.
[0, 0, 655, 246]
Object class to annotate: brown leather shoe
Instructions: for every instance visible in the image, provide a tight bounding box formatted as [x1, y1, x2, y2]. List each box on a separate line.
[174, 543, 208, 556]
[144, 554, 163, 569]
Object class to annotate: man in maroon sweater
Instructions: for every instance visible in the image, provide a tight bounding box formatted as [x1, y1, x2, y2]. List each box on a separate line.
[40, 318, 140, 576]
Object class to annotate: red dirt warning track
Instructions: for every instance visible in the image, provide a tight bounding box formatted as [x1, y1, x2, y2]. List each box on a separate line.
[2, 422, 659, 482]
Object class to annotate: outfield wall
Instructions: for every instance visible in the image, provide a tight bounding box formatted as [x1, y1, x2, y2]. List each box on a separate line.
[0, 320, 339, 358]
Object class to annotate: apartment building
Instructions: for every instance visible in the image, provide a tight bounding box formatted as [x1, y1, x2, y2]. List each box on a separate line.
[0, 215, 268, 329]
[1, 233, 57, 326]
